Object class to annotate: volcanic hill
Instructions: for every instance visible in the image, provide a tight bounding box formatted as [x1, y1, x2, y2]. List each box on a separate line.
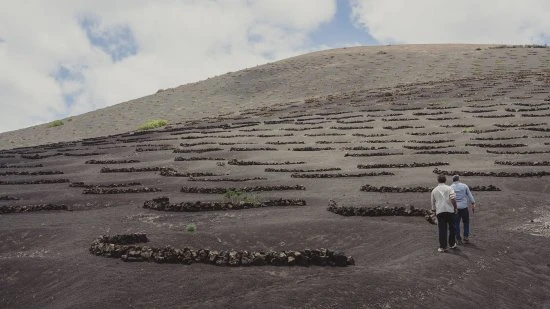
[1, 44, 550, 309]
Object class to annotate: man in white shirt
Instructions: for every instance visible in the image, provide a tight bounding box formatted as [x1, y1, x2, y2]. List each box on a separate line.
[431, 174, 458, 252]
[451, 175, 476, 244]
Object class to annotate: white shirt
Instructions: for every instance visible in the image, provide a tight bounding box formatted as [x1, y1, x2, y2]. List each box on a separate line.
[431, 183, 456, 214]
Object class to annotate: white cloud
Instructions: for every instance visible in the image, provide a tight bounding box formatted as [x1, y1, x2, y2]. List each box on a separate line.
[351, 0, 550, 44]
[0, 0, 336, 133]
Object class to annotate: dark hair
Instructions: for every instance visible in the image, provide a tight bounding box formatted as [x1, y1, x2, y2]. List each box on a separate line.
[453, 175, 460, 182]
[437, 174, 446, 183]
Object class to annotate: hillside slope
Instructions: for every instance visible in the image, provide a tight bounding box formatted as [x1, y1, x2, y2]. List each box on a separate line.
[3, 44, 548, 150]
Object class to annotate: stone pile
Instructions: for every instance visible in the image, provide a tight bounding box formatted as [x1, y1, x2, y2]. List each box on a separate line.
[0, 179, 69, 185]
[21, 153, 62, 159]
[486, 150, 550, 154]
[470, 185, 501, 191]
[470, 136, 527, 140]
[143, 197, 306, 212]
[180, 142, 216, 147]
[70, 182, 142, 188]
[173, 147, 223, 153]
[0, 204, 68, 214]
[465, 143, 526, 148]
[506, 106, 549, 112]
[521, 113, 550, 117]
[327, 200, 431, 217]
[467, 128, 506, 134]
[228, 159, 305, 166]
[175, 157, 224, 161]
[306, 133, 346, 136]
[342, 146, 388, 151]
[441, 124, 475, 128]
[159, 169, 217, 177]
[82, 187, 161, 194]
[362, 140, 403, 143]
[433, 168, 550, 177]
[0, 170, 64, 176]
[265, 141, 305, 145]
[415, 150, 469, 154]
[292, 147, 335, 151]
[493, 123, 543, 128]
[403, 145, 454, 150]
[230, 147, 278, 151]
[408, 132, 449, 136]
[90, 233, 354, 267]
[473, 114, 515, 118]
[265, 168, 341, 173]
[57, 148, 90, 152]
[255, 134, 293, 138]
[282, 126, 324, 132]
[463, 109, 497, 113]
[0, 163, 44, 168]
[0, 163, 43, 169]
[136, 146, 175, 152]
[0, 195, 19, 201]
[381, 117, 419, 122]
[264, 119, 294, 124]
[426, 117, 460, 120]
[524, 127, 550, 132]
[188, 177, 267, 182]
[180, 185, 306, 194]
[291, 172, 393, 178]
[383, 125, 416, 130]
[335, 119, 374, 124]
[358, 162, 448, 169]
[360, 184, 432, 193]
[344, 152, 404, 157]
[330, 126, 373, 130]
[413, 111, 450, 115]
[100, 166, 167, 173]
[495, 160, 550, 166]
[85, 159, 140, 164]
[407, 140, 454, 144]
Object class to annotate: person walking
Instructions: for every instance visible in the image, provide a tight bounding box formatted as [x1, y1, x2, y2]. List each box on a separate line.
[431, 174, 458, 252]
[451, 175, 476, 244]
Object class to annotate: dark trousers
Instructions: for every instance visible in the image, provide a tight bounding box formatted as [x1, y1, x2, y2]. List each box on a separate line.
[437, 212, 456, 249]
[454, 208, 470, 240]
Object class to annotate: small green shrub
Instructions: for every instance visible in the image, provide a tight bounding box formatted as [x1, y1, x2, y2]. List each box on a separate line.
[186, 223, 196, 232]
[137, 119, 168, 131]
[224, 189, 243, 199]
[223, 189, 260, 205]
[48, 120, 64, 128]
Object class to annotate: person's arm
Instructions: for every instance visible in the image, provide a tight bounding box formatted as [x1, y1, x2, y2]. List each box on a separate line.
[466, 186, 476, 213]
[431, 190, 436, 213]
[450, 189, 457, 214]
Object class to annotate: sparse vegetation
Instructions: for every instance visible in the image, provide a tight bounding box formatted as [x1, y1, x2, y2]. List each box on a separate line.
[137, 119, 168, 131]
[224, 189, 260, 204]
[186, 223, 197, 232]
[48, 120, 64, 128]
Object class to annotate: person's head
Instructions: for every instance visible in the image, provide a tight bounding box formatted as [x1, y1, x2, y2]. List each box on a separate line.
[453, 175, 460, 182]
[437, 174, 446, 183]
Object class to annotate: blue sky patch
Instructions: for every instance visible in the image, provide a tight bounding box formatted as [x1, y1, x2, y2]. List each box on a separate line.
[80, 17, 139, 62]
[310, 0, 376, 48]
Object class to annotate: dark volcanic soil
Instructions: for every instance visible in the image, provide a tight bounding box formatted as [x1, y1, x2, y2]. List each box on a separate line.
[1, 45, 550, 309]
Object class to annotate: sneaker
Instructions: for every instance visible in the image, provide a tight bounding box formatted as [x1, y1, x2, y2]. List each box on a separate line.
[457, 239, 464, 245]
[438, 248, 447, 253]
[450, 243, 458, 249]
[463, 237, 470, 243]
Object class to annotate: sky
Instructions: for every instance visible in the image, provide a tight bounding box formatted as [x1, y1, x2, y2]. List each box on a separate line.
[1, 0, 549, 133]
